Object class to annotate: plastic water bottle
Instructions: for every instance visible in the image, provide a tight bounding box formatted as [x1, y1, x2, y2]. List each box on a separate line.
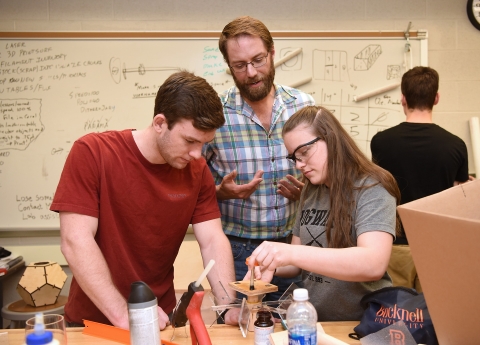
[24, 312, 60, 345]
[286, 288, 317, 345]
[128, 281, 160, 345]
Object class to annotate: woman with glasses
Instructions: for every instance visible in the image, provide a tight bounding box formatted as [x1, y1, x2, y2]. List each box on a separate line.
[247, 105, 401, 321]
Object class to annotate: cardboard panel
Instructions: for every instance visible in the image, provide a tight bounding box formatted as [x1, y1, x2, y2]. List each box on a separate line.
[397, 180, 480, 345]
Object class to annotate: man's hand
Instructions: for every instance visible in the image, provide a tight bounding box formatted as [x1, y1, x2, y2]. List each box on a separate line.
[243, 264, 275, 284]
[277, 174, 304, 201]
[216, 170, 264, 200]
[223, 308, 241, 325]
[157, 306, 170, 330]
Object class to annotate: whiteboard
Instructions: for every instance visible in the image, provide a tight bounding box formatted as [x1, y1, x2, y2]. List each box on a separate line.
[0, 31, 427, 230]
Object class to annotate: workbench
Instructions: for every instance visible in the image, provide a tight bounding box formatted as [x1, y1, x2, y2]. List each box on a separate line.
[0, 322, 360, 344]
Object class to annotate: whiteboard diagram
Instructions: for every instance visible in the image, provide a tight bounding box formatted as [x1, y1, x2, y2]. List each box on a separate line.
[354, 44, 382, 71]
[109, 57, 180, 83]
[313, 50, 349, 81]
[279, 47, 302, 71]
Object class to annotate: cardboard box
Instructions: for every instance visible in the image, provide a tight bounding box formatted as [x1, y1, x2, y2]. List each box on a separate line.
[397, 179, 480, 345]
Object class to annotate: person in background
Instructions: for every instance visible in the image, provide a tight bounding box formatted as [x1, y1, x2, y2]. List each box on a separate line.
[50, 71, 238, 329]
[202, 16, 315, 302]
[370, 66, 470, 293]
[247, 106, 400, 321]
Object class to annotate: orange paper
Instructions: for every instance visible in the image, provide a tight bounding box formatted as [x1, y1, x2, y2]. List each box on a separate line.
[82, 320, 180, 345]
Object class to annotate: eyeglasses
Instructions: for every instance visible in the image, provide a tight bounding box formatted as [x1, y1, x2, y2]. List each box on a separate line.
[286, 137, 321, 166]
[229, 53, 269, 73]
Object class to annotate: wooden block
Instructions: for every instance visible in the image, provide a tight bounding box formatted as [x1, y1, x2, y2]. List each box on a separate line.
[32, 285, 62, 306]
[16, 261, 67, 307]
[229, 280, 278, 296]
[45, 263, 67, 287]
[18, 265, 45, 293]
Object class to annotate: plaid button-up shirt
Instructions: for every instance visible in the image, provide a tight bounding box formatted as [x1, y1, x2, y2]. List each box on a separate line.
[203, 84, 315, 239]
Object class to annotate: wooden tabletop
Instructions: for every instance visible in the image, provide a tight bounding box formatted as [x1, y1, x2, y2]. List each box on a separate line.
[0, 322, 360, 345]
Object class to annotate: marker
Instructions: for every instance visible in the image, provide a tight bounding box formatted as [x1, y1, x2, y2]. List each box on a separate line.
[353, 82, 401, 102]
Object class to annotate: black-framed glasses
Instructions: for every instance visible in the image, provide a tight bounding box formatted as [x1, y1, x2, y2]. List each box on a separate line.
[229, 53, 269, 73]
[286, 137, 321, 166]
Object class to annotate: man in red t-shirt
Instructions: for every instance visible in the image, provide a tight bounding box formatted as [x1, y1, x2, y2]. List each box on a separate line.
[51, 71, 238, 329]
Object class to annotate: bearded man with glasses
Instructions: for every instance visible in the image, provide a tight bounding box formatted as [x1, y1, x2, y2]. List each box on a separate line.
[202, 16, 315, 304]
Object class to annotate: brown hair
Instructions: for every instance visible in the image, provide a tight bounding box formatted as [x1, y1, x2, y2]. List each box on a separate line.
[283, 106, 401, 248]
[219, 16, 274, 65]
[154, 70, 225, 131]
[401, 66, 439, 111]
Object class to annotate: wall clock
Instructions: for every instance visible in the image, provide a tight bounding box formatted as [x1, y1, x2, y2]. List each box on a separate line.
[467, 0, 480, 30]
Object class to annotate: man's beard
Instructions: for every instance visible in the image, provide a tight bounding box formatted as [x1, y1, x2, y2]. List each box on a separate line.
[233, 58, 275, 103]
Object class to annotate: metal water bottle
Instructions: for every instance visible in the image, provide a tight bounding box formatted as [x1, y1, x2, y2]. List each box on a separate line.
[128, 281, 161, 345]
[286, 288, 317, 345]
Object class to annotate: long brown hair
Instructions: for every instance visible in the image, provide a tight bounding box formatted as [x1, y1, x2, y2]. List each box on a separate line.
[283, 106, 401, 248]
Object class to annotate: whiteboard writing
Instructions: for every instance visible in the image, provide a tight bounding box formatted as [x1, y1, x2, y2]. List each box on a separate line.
[0, 99, 44, 150]
[0, 34, 426, 229]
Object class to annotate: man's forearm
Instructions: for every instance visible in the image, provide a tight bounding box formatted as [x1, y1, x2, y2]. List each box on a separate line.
[62, 235, 129, 328]
[200, 236, 236, 304]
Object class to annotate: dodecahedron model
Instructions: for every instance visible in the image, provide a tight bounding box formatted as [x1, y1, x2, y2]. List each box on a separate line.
[17, 261, 67, 307]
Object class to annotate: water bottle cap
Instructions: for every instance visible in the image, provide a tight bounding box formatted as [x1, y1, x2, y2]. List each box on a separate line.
[293, 288, 309, 301]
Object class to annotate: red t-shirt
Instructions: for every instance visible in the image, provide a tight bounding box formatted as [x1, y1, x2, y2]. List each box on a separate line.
[50, 129, 220, 325]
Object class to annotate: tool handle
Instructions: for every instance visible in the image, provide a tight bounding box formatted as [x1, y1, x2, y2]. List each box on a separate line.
[245, 256, 259, 266]
[173, 282, 204, 327]
[186, 291, 212, 345]
[195, 259, 215, 287]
